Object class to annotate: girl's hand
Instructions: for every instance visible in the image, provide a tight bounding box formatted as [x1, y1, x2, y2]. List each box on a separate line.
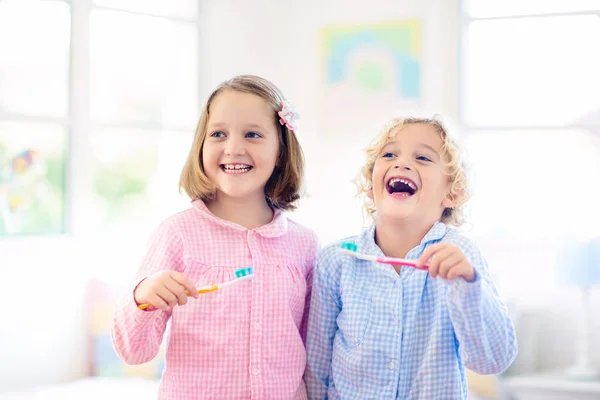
[416, 243, 476, 282]
[134, 271, 198, 311]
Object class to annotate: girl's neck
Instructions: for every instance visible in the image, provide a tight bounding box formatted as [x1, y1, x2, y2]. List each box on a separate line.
[206, 191, 274, 230]
[374, 217, 437, 260]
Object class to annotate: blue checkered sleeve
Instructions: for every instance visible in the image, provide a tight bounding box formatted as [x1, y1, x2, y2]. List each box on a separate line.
[305, 245, 341, 400]
[445, 234, 519, 374]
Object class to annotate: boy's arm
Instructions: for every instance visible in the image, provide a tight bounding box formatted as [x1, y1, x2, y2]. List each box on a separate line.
[446, 239, 518, 375]
[111, 222, 184, 364]
[305, 247, 341, 400]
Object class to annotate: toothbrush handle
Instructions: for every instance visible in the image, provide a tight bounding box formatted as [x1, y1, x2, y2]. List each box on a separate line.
[137, 285, 218, 310]
[377, 256, 429, 270]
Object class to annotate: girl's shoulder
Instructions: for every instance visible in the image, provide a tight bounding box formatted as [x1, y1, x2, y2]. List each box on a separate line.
[285, 217, 321, 248]
[152, 206, 207, 236]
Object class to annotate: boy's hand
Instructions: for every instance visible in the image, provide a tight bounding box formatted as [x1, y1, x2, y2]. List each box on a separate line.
[134, 271, 198, 311]
[416, 243, 476, 282]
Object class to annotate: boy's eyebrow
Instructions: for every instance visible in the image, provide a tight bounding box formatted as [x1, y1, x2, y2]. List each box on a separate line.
[418, 143, 440, 155]
[380, 141, 440, 155]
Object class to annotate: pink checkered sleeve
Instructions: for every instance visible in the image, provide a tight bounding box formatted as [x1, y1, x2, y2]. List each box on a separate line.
[111, 222, 184, 364]
[299, 236, 319, 344]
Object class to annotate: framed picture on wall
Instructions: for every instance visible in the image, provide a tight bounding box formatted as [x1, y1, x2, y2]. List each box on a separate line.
[0, 122, 67, 235]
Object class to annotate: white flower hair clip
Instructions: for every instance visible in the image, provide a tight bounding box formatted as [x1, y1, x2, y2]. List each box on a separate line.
[278, 100, 299, 131]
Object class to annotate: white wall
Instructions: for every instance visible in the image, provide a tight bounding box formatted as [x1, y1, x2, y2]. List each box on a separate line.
[200, 0, 459, 244]
[0, 0, 458, 391]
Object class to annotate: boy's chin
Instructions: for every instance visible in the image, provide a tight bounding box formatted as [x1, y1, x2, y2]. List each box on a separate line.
[377, 207, 415, 222]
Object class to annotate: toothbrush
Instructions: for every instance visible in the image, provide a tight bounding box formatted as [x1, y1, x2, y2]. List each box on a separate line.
[137, 267, 254, 310]
[339, 242, 429, 271]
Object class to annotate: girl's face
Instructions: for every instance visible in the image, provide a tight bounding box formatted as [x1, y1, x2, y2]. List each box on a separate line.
[202, 90, 280, 203]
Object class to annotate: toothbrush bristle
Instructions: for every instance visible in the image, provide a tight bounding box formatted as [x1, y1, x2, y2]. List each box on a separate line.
[235, 267, 253, 278]
[340, 242, 358, 252]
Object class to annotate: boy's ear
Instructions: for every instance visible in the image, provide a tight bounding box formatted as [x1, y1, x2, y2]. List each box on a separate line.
[367, 188, 374, 200]
[442, 192, 456, 208]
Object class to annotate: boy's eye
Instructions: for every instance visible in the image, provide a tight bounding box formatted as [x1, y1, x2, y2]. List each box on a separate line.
[211, 131, 225, 138]
[417, 156, 432, 162]
[246, 131, 262, 139]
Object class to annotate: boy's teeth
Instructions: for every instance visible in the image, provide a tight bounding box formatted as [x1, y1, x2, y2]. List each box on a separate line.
[389, 178, 416, 190]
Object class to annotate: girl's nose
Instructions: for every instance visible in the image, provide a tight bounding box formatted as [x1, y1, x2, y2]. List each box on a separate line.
[224, 135, 246, 155]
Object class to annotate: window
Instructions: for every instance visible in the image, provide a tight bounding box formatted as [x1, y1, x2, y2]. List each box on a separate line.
[460, 1, 600, 300]
[0, 0, 198, 280]
[0, 0, 70, 235]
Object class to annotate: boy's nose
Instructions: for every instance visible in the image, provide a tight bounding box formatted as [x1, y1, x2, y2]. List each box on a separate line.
[394, 160, 413, 171]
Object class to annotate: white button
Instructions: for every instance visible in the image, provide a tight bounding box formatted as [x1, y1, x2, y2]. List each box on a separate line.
[252, 367, 260, 375]
[388, 361, 395, 370]
[254, 322, 261, 329]
[395, 281, 400, 287]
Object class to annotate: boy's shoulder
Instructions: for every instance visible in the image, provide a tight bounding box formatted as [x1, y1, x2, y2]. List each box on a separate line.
[440, 226, 484, 258]
[317, 233, 362, 263]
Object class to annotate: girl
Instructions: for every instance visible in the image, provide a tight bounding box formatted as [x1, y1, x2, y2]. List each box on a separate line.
[305, 117, 517, 400]
[112, 75, 320, 400]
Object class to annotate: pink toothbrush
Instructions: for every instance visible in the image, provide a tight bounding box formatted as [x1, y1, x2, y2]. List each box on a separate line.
[339, 242, 429, 271]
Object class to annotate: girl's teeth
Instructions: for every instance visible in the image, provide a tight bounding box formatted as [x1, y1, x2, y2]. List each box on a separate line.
[223, 164, 251, 173]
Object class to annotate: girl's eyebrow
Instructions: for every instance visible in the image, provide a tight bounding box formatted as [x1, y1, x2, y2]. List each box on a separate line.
[207, 122, 268, 130]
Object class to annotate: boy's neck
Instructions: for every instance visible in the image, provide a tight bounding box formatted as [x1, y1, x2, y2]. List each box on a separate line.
[374, 217, 437, 260]
[206, 192, 274, 230]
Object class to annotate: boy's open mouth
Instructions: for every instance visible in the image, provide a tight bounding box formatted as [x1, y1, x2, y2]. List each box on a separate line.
[386, 177, 417, 197]
[220, 163, 253, 174]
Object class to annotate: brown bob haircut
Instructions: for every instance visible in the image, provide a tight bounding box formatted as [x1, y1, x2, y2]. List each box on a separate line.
[179, 75, 304, 211]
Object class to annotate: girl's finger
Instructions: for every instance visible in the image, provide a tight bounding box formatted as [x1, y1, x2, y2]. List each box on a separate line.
[165, 280, 188, 306]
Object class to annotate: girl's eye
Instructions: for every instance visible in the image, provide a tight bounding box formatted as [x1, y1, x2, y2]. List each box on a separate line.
[417, 156, 432, 162]
[246, 131, 262, 139]
[211, 131, 225, 138]
[382, 152, 395, 158]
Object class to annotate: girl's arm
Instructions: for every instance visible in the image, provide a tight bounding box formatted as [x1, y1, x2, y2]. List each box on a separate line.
[305, 246, 341, 400]
[299, 235, 320, 344]
[446, 239, 518, 375]
[111, 222, 185, 364]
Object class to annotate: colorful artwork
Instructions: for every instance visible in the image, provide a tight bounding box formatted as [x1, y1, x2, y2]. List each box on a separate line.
[320, 20, 422, 135]
[322, 20, 421, 101]
[0, 128, 66, 235]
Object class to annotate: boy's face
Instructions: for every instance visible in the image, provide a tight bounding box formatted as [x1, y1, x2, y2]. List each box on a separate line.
[369, 123, 455, 225]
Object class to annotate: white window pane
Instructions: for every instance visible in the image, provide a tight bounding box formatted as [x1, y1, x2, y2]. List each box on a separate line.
[463, 128, 600, 241]
[0, 1, 70, 117]
[465, 0, 600, 18]
[464, 16, 600, 127]
[0, 121, 66, 235]
[90, 129, 191, 234]
[90, 10, 198, 127]
[94, 0, 197, 19]
[90, 128, 159, 233]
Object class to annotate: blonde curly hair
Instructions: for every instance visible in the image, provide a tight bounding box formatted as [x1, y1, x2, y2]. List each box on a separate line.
[355, 116, 470, 226]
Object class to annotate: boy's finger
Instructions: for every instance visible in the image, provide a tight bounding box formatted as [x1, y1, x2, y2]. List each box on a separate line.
[417, 243, 445, 266]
